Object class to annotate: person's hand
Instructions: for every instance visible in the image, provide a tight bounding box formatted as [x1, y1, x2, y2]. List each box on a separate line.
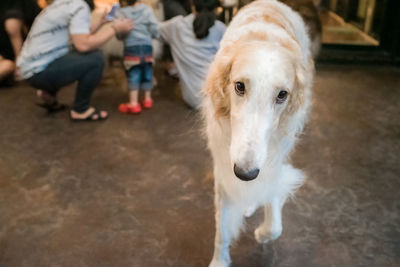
[100, 9, 108, 25]
[14, 66, 23, 81]
[113, 18, 134, 35]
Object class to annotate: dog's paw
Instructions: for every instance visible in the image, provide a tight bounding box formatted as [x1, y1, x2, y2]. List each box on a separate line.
[254, 225, 282, 244]
[209, 258, 229, 267]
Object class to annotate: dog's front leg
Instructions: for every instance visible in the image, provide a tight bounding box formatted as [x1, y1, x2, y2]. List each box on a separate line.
[210, 187, 243, 267]
[254, 197, 285, 244]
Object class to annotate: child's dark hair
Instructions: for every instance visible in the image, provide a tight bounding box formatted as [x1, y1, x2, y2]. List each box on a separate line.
[125, 0, 138, 5]
[193, 0, 219, 39]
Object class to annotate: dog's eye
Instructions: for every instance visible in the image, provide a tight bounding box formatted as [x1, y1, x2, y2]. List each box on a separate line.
[276, 90, 288, 104]
[234, 82, 245, 96]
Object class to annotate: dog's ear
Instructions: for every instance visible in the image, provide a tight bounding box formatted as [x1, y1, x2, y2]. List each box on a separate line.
[287, 58, 309, 115]
[278, 56, 312, 133]
[281, 55, 313, 135]
[205, 48, 233, 118]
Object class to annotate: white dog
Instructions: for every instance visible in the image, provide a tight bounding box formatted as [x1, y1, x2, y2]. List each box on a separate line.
[202, 1, 314, 266]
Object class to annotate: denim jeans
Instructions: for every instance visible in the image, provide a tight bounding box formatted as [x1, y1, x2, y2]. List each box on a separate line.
[126, 63, 153, 91]
[124, 45, 153, 91]
[28, 50, 104, 112]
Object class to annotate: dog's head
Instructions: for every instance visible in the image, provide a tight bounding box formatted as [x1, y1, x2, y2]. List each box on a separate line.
[206, 41, 308, 181]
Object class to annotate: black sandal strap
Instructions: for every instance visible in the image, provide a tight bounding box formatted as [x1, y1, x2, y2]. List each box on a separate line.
[36, 101, 67, 113]
[87, 110, 101, 120]
[70, 109, 108, 122]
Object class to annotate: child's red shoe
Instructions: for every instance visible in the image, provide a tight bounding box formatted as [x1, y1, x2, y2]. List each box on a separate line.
[119, 103, 142, 114]
[142, 99, 153, 109]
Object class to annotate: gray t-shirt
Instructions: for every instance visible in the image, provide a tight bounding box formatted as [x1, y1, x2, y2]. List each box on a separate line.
[120, 3, 159, 47]
[160, 14, 226, 109]
[17, 0, 91, 79]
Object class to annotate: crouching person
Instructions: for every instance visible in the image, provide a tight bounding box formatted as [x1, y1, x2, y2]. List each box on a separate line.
[17, 0, 134, 121]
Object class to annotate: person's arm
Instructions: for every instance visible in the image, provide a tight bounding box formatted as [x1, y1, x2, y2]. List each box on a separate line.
[90, 9, 107, 33]
[71, 19, 134, 52]
[4, 18, 24, 59]
[68, 4, 133, 53]
[159, 16, 180, 44]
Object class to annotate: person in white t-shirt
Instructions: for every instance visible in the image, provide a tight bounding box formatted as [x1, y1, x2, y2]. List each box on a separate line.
[159, 0, 226, 109]
[17, 0, 134, 121]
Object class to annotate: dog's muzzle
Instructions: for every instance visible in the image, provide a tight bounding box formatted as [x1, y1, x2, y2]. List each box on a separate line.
[233, 164, 260, 181]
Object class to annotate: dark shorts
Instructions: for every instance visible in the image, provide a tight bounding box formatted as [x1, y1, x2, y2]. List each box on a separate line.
[0, 73, 14, 87]
[0, 10, 25, 61]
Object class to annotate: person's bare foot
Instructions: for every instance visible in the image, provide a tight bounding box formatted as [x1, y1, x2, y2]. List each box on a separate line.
[70, 107, 108, 121]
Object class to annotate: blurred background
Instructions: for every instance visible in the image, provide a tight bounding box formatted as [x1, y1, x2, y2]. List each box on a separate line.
[93, 0, 400, 62]
[34, 0, 400, 62]
[0, 0, 399, 267]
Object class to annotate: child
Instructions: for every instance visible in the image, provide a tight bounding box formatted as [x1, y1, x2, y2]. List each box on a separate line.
[118, 0, 159, 114]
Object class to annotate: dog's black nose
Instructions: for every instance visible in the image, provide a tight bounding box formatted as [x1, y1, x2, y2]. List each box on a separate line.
[233, 164, 260, 181]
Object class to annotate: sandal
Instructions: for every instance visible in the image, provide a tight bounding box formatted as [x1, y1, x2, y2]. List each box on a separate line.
[70, 108, 108, 122]
[35, 89, 66, 113]
[36, 101, 67, 113]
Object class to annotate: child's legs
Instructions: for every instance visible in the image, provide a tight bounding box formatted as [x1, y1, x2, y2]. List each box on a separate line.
[140, 63, 153, 101]
[129, 90, 139, 105]
[127, 65, 141, 105]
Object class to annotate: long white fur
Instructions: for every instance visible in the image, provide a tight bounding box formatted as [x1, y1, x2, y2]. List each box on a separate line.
[202, 1, 313, 266]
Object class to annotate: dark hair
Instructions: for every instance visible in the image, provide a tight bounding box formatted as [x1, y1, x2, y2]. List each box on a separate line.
[84, 0, 95, 11]
[124, 0, 138, 5]
[193, 0, 219, 39]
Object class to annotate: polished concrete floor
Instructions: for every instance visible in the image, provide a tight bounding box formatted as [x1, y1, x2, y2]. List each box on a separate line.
[0, 63, 399, 267]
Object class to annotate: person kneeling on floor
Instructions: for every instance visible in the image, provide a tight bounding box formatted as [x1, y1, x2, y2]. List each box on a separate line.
[17, 0, 134, 121]
[159, 0, 226, 109]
